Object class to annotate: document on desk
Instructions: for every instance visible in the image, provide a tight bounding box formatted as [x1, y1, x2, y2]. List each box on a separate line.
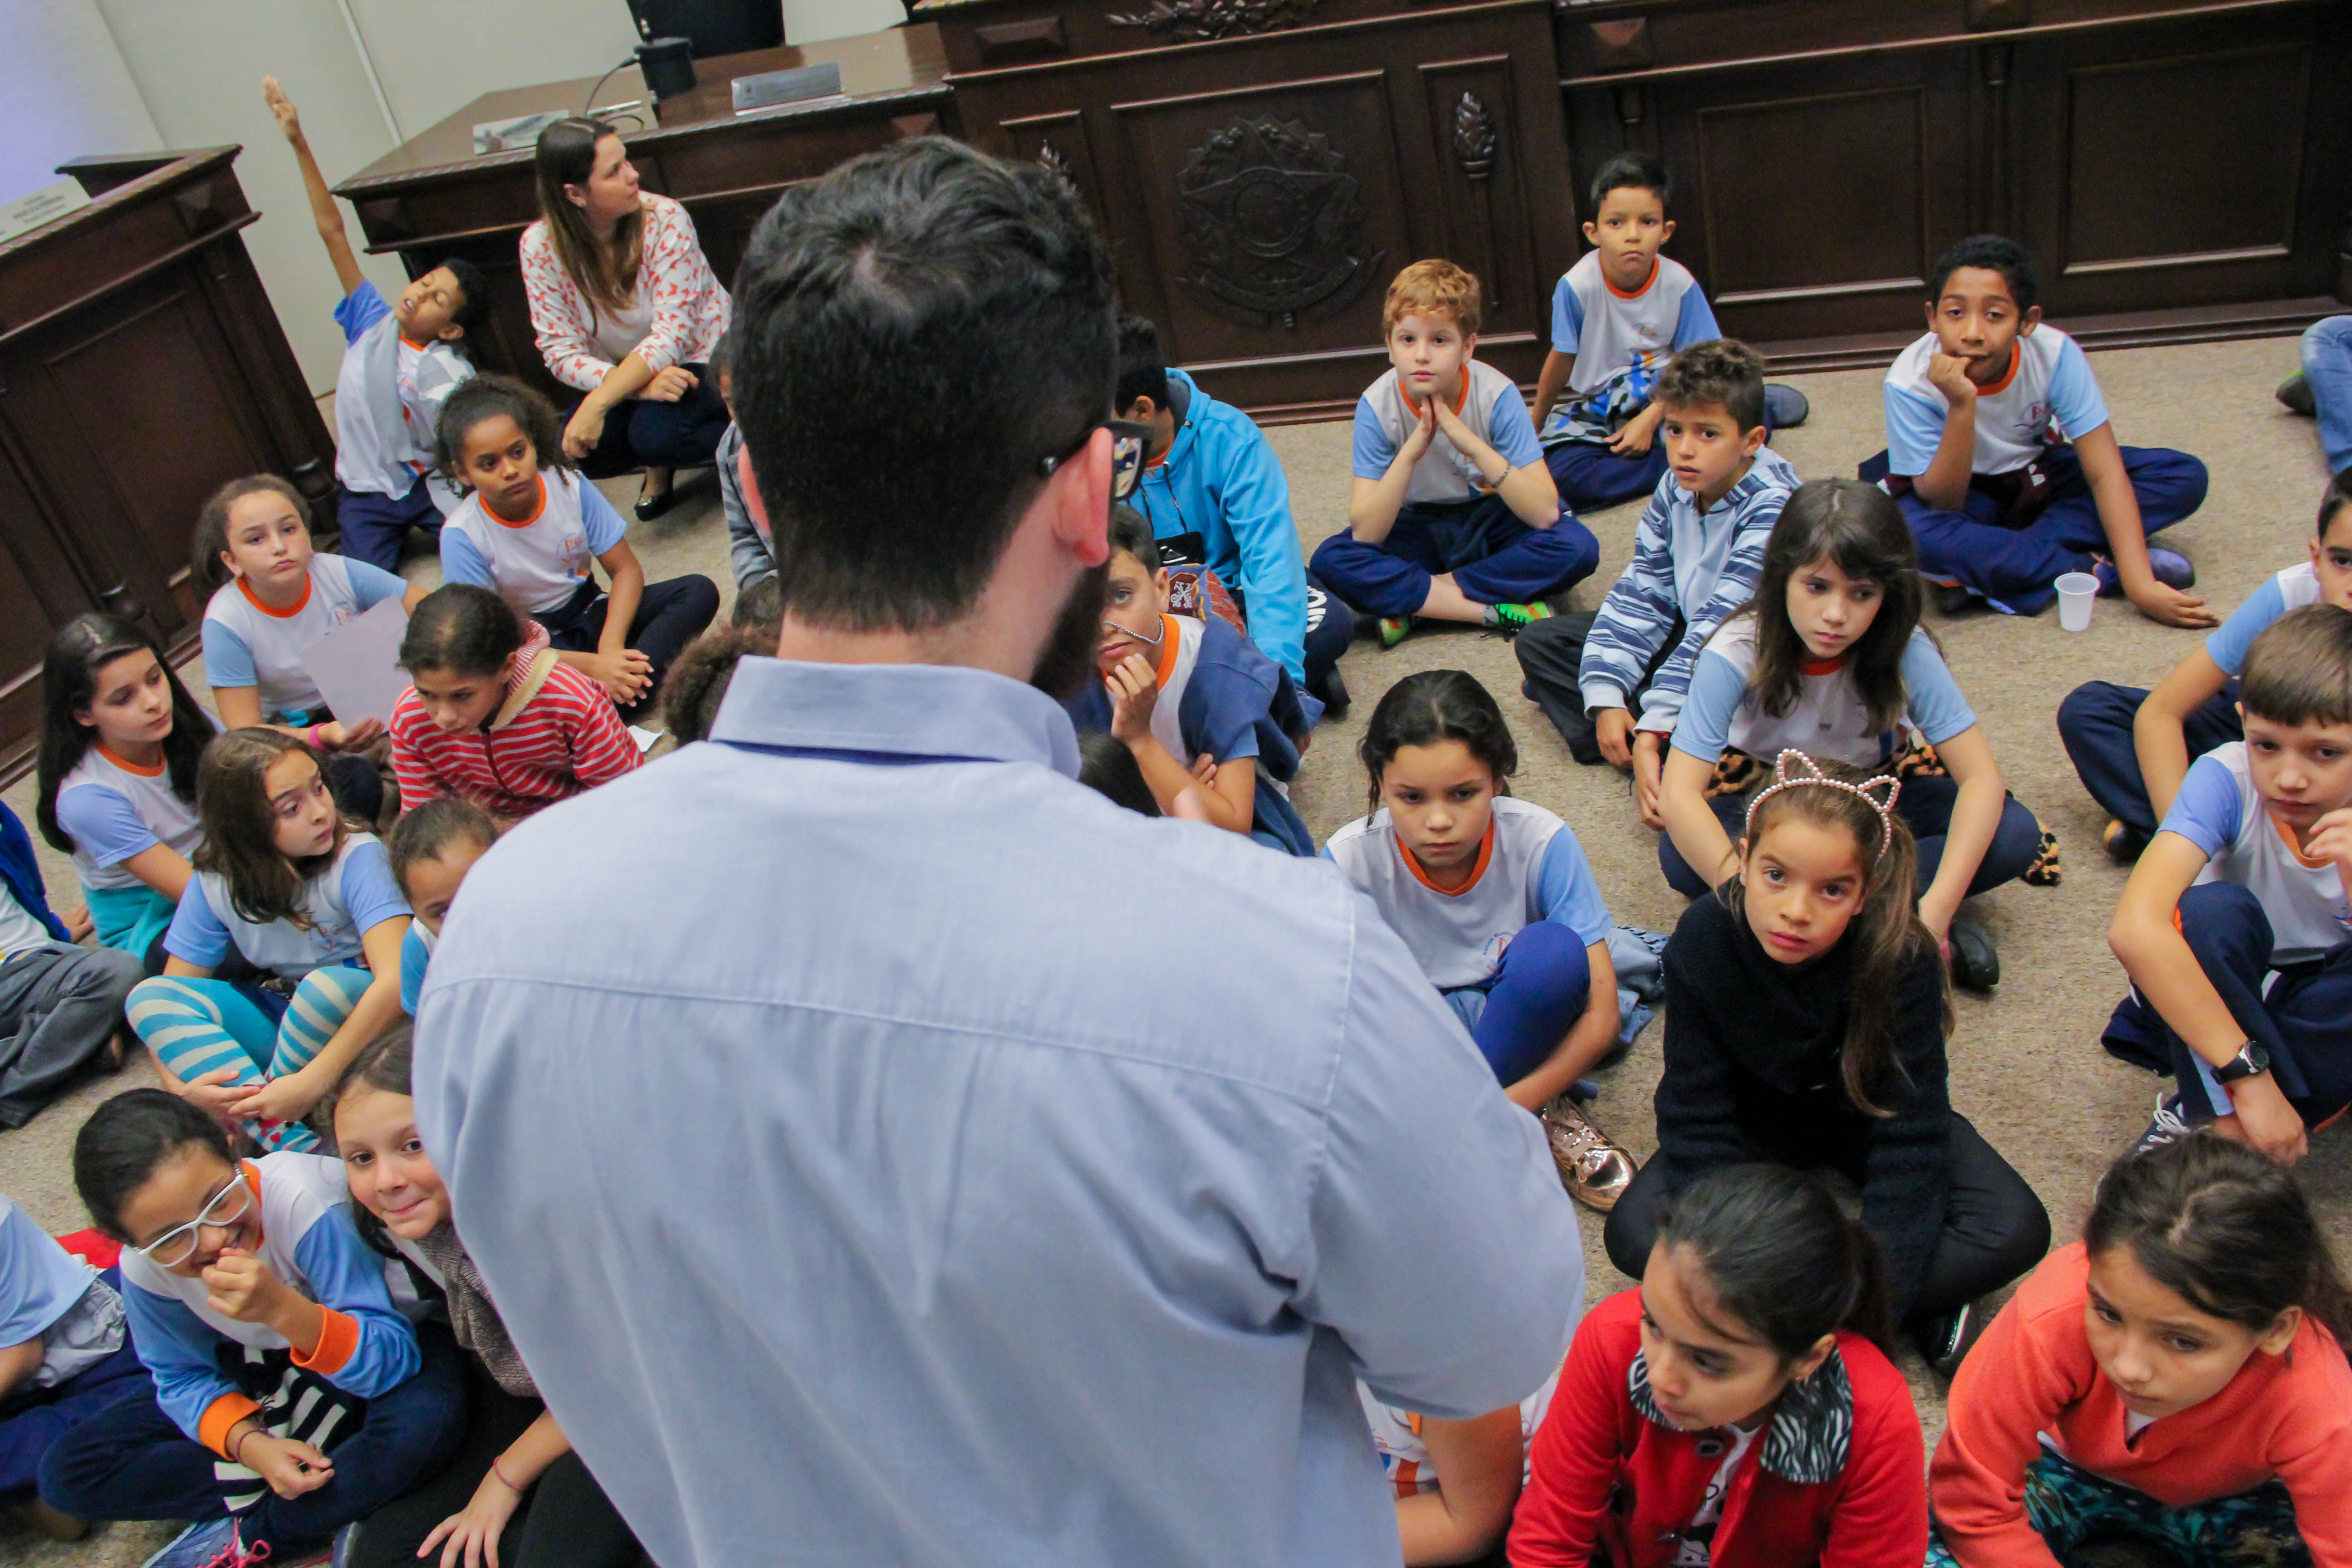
[302, 599, 413, 726]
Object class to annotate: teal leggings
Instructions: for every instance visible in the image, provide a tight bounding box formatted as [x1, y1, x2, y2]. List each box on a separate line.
[125, 969, 369, 1153]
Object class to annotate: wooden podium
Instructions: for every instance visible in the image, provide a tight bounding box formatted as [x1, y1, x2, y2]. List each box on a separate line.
[0, 147, 334, 772]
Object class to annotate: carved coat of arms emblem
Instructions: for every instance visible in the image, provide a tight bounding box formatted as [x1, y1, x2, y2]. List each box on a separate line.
[1173, 115, 1383, 329]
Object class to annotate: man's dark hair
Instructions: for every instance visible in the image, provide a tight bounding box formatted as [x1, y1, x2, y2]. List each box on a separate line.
[1116, 314, 1169, 415]
[1588, 151, 1671, 214]
[1930, 234, 2038, 313]
[732, 137, 1117, 634]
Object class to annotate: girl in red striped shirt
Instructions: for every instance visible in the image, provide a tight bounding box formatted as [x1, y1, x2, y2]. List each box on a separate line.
[388, 585, 642, 827]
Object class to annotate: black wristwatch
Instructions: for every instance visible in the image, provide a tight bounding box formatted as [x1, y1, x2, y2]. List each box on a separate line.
[2213, 1040, 2272, 1084]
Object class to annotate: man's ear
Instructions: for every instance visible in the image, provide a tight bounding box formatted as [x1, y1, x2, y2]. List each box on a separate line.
[1119, 395, 1156, 425]
[1043, 426, 1115, 568]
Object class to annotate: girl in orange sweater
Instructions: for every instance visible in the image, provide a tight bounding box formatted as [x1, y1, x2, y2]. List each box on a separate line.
[1930, 1136, 2352, 1568]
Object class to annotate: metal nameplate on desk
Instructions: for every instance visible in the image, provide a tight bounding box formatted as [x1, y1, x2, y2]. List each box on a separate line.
[732, 63, 846, 113]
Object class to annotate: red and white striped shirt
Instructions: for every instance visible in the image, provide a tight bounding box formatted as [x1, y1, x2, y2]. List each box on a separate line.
[390, 643, 641, 822]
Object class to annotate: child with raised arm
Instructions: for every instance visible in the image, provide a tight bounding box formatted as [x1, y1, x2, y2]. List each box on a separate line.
[1516, 340, 1800, 816]
[1311, 260, 1592, 649]
[1529, 152, 1807, 514]
[1862, 234, 2211, 623]
[1658, 479, 2050, 990]
[261, 77, 484, 575]
[435, 375, 719, 724]
[2104, 603, 2352, 1163]
[1930, 1137, 2352, 1568]
[39, 1090, 462, 1568]
[2062, 470, 2352, 862]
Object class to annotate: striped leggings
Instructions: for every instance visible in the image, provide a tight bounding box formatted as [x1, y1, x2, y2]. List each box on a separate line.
[125, 969, 368, 1153]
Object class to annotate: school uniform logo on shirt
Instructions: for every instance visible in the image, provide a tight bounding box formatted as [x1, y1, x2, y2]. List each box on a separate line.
[561, 532, 590, 578]
[1480, 930, 1515, 975]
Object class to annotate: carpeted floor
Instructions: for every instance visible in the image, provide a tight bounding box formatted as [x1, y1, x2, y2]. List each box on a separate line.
[2, 332, 2343, 1563]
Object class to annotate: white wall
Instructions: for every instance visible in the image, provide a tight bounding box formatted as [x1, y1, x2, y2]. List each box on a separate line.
[340, 0, 641, 151]
[0, 0, 161, 202]
[786, 0, 903, 44]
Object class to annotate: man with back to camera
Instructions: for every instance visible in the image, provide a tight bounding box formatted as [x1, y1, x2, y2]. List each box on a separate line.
[411, 138, 1583, 1568]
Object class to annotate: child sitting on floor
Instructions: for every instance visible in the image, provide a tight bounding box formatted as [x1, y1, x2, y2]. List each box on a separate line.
[263, 77, 483, 576]
[1516, 340, 1800, 817]
[1322, 669, 1633, 1209]
[36, 613, 216, 968]
[1862, 234, 2212, 624]
[1607, 750, 2049, 1374]
[1068, 506, 1314, 854]
[435, 375, 718, 723]
[126, 731, 412, 1152]
[2062, 469, 2352, 862]
[1312, 259, 1590, 648]
[1511, 1164, 1927, 1567]
[1657, 478, 2050, 991]
[40, 1090, 462, 1568]
[192, 474, 429, 825]
[1529, 152, 1806, 514]
[389, 584, 643, 826]
[384, 799, 496, 1017]
[2104, 603, 2352, 1163]
[1929, 1137, 2352, 1568]
[712, 329, 778, 596]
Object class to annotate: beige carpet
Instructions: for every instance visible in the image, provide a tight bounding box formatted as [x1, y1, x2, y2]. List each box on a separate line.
[2, 333, 2343, 1563]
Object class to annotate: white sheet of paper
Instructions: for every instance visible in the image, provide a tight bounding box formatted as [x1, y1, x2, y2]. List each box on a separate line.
[629, 725, 661, 753]
[301, 598, 412, 727]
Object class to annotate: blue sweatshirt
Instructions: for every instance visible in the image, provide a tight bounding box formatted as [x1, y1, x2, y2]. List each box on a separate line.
[1129, 370, 1314, 687]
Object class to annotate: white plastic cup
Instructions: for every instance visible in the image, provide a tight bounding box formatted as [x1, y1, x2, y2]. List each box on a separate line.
[2055, 571, 2099, 632]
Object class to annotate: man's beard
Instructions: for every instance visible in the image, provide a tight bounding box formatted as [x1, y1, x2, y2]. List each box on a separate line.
[1029, 559, 1109, 702]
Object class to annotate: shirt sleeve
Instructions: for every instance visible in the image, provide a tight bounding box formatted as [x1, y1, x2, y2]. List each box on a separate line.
[333, 281, 389, 347]
[286, 1207, 421, 1397]
[519, 223, 617, 393]
[1508, 1310, 1630, 1566]
[1209, 424, 1312, 686]
[54, 784, 161, 868]
[162, 879, 234, 970]
[719, 429, 776, 592]
[1668, 647, 1748, 762]
[1351, 397, 1397, 482]
[1883, 382, 1950, 479]
[1484, 386, 1544, 470]
[1635, 490, 1782, 735]
[1578, 493, 1680, 713]
[338, 841, 413, 938]
[439, 529, 496, 591]
[399, 925, 430, 1016]
[1899, 635, 1978, 745]
[1671, 284, 1721, 349]
[564, 676, 647, 790]
[345, 561, 410, 612]
[122, 1277, 250, 1446]
[388, 700, 447, 813]
[1821, 1362, 1931, 1568]
[1549, 275, 1583, 356]
[198, 618, 257, 693]
[579, 480, 629, 557]
[2157, 755, 2243, 858]
[1534, 828, 1612, 947]
[2205, 574, 2290, 677]
[2047, 335, 2111, 442]
[1928, 1279, 2081, 1568]
[1301, 902, 1585, 1421]
[1180, 653, 1273, 766]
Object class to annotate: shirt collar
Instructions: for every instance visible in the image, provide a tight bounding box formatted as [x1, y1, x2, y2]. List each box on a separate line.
[709, 657, 1082, 777]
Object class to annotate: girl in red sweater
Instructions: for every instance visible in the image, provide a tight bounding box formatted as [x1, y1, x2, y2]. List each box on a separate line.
[1930, 1136, 2352, 1568]
[1510, 1163, 1926, 1568]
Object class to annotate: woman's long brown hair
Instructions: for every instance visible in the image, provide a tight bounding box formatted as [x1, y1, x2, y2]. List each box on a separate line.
[1745, 478, 1925, 734]
[191, 729, 350, 929]
[532, 118, 644, 320]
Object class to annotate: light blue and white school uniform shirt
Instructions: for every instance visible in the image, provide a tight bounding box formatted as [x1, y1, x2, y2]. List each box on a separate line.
[0, 1194, 126, 1393]
[1882, 327, 2111, 481]
[1352, 360, 1545, 509]
[201, 556, 410, 723]
[119, 1152, 422, 1500]
[54, 737, 216, 956]
[398, 923, 435, 1016]
[1541, 252, 1719, 445]
[1357, 1366, 1559, 1499]
[2161, 740, 2352, 969]
[1670, 617, 1978, 772]
[440, 470, 627, 620]
[2205, 561, 2328, 680]
[1322, 797, 1612, 991]
[163, 833, 409, 980]
[332, 280, 472, 509]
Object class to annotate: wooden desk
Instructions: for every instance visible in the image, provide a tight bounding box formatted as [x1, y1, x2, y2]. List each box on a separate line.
[0, 147, 333, 770]
[335, 27, 955, 394]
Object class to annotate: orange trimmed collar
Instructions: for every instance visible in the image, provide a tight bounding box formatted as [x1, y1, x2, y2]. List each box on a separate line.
[1603, 256, 1661, 301]
[96, 741, 165, 778]
[1151, 615, 1181, 690]
[1973, 341, 2022, 398]
[1396, 818, 1496, 897]
[1401, 365, 1471, 422]
[2274, 812, 2336, 870]
[486, 475, 548, 529]
[1799, 651, 1850, 677]
[237, 572, 312, 620]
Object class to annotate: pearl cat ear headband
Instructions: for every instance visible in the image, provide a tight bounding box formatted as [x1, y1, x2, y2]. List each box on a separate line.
[1742, 749, 1901, 856]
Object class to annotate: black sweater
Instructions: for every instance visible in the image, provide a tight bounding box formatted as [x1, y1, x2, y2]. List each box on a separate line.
[1655, 892, 1952, 1318]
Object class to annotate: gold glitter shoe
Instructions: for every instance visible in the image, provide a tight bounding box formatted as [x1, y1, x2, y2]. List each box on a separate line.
[1542, 1096, 1637, 1212]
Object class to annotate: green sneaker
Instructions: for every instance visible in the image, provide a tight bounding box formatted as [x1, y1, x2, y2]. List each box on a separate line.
[1486, 601, 1553, 633]
[1377, 616, 1412, 649]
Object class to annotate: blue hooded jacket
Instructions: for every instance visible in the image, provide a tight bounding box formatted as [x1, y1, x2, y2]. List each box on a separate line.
[0, 803, 67, 944]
